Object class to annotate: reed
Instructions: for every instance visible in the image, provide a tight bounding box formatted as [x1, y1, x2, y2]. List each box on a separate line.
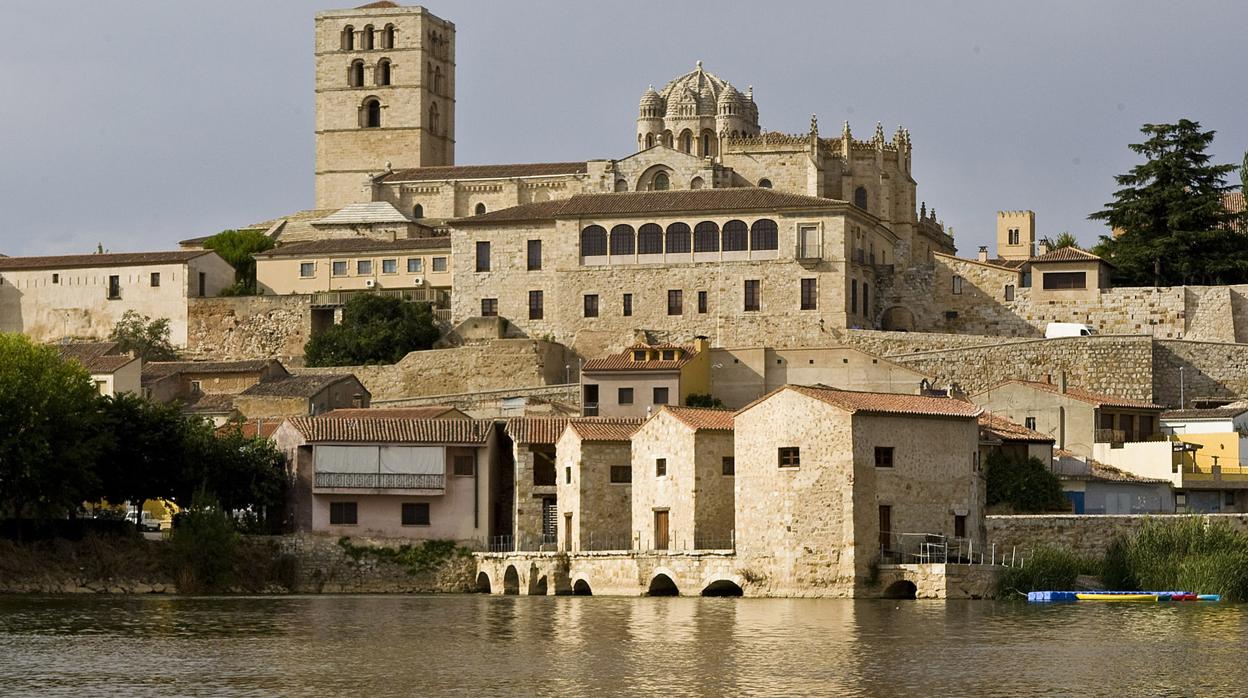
[996, 545, 1087, 597]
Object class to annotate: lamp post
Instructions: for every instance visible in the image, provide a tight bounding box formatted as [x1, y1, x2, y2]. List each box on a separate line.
[1179, 367, 1185, 409]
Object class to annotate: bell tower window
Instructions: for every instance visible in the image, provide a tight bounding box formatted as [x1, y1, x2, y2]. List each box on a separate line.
[376, 59, 392, 86]
[362, 25, 375, 50]
[349, 60, 365, 87]
[342, 25, 355, 51]
[362, 98, 382, 128]
[382, 24, 396, 49]
[429, 102, 440, 135]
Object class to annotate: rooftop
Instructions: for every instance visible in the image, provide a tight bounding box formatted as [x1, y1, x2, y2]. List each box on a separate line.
[143, 359, 282, 381]
[742, 385, 982, 419]
[1162, 401, 1248, 420]
[216, 418, 282, 440]
[239, 374, 361, 398]
[254, 236, 449, 258]
[181, 393, 237, 415]
[285, 416, 495, 444]
[1054, 449, 1171, 484]
[55, 341, 136, 373]
[323, 406, 466, 420]
[582, 343, 698, 372]
[0, 250, 211, 272]
[981, 380, 1165, 411]
[659, 405, 735, 431]
[313, 201, 412, 226]
[565, 418, 645, 442]
[376, 161, 588, 184]
[979, 411, 1055, 443]
[1029, 246, 1106, 264]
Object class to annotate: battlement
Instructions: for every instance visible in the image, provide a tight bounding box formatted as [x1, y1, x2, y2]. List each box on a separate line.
[998, 210, 1036, 218]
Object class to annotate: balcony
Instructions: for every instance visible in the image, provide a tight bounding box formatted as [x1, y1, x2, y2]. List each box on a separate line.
[314, 472, 445, 491]
[1094, 429, 1166, 446]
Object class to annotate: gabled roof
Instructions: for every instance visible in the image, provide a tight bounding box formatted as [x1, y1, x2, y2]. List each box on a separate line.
[376, 161, 588, 184]
[56, 342, 136, 374]
[565, 418, 645, 442]
[739, 385, 981, 419]
[1029, 247, 1104, 264]
[0, 250, 211, 272]
[658, 405, 734, 431]
[239, 374, 362, 398]
[979, 411, 1054, 443]
[285, 417, 495, 444]
[216, 418, 282, 440]
[977, 380, 1165, 411]
[255, 236, 449, 258]
[582, 344, 698, 372]
[142, 359, 282, 381]
[506, 417, 570, 445]
[181, 393, 237, 415]
[452, 188, 851, 226]
[1162, 401, 1248, 421]
[324, 406, 467, 420]
[313, 202, 412, 226]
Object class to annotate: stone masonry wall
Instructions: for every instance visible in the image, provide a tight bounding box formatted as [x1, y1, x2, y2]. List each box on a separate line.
[987, 514, 1248, 560]
[187, 295, 313, 360]
[1153, 340, 1248, 406]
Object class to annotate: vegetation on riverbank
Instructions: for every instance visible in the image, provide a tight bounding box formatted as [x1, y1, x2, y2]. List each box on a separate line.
[996, 546, 1097, 598]
[337, 536, 471, 576]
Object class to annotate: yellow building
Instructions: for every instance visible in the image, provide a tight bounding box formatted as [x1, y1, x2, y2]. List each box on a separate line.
[580, 338, 711, 418]
[254, 237, 451, 295]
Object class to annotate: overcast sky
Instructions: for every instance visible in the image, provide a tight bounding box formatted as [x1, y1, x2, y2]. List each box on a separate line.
[1, 0, 1244, 257]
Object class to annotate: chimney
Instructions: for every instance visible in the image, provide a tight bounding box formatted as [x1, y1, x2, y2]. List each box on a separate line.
[1037, 240, 1051, 256]
[1058, 371, 1067, 394]
[692, 335, 711, 354]
[977, 246, 989, 262]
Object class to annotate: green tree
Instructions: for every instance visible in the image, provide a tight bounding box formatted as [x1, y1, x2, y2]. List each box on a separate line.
[304, 294, 441, 366]
[684, 393, 725, 408]
[1040, 231, 1081, 251]
[202, 425, 289, 532]
[109, 310, 177, 361]
[203, 228, 275, 295]
[0, 334, 105, 519]
[984, 452, 1068, 513]
[96, 394, 188, 527]
[1089, 120, 1242, 286]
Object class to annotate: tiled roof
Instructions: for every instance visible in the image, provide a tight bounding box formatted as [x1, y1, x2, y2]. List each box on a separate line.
[56, 342, 135, 373]
[239, 374, 361, 398]
[660, 406, 735, 431]
[286, 416, 495, 444]
[566, 418, 645, 442]
[376, 161, 588, 184]
[181, 393, 237, 414]
[255, 236, 449, 258]
[987, 257, 1028, 269]
[1161, 401, 1248, 420]
[142, 359, 280, 380]
[741, 385, 981, 419]
[978, 411, 1054, 443]
[452, 188, 850, 226]
[582, 344, 697, 372]
[324, 406, 466, 420]
[357, 1, 400, 9]
[216, 418, 281, 440]
[1054, 450, 1170, 484]
[986, 380, 1165, 410]
[506, 417, 570, 445]
[1225, 192, 1246, 215]
[0, 250, 210, 272]
[313, 202, 412, 225]
[1029, 247, 1104, 263]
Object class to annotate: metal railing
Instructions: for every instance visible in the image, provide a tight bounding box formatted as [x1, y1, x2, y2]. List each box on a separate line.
[487, 535, 514, 553]
[582, 531, 632, 552]
[310, 287, 449, 308]
[1094, 429, 1166, 444]
[879, 532, 1024, 567]
[314, 472, 445, 490]
[582, 403, 599, 417]
[693, 530, 735, 551]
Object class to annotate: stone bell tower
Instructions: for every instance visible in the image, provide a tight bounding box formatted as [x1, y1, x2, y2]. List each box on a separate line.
[314, 2, 455, 209]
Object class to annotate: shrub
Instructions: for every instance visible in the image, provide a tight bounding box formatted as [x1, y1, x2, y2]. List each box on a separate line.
[984, 452, 1069, 513]
[996, 545, 1086, 598]
[1113, 517, 1248, 600]
[685, 393, 725, 409]
[166, 497, 239, 593]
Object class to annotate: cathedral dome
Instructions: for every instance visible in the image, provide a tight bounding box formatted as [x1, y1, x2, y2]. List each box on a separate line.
[638, 84, 664, 118]
[717, 84, 743, 110]
[658, 61, 737, 119]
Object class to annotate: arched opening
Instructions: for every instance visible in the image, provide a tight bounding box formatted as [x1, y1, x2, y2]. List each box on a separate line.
[690, 176, 704, 190]
[680, 130, 693, 154]
[475, 202, 487, 215]
[573, 579, 593, 596]
[614, 179, 628, 192]
[883, 580, 917, 600]
[428, 102, 439, 135]
[637, 224, 663, 255]
[758, 178, 773, 189]
[362, 98, 382, 128]
[700, 130, 716, 157]
[645, 133, 655, 149]
[348, 60, 365, 87]
[647, 574, 679, 597]
[342, 25, 355, 51]
[652, 172, 670, 191]
[533, 575, 548, 596]
[503, 566, 520, 595]
[434, 66, 444, 95]
[580, 225, 608, 257]
[750, 219, 778, 251]
[854, 186, 868, 210]
[880, 306, 915, 332]
[661, 131, 673, 148]
[694, 221, 720, 253]
[412, 203, 424, 219]
[609, 224, 635, 256]
[376, 59, 391, 86]
[722, 220, 748, 252]
[382, 24, 396, 49]
[665, 222, 691, 254]
[362, 25, 375, 50]
[475, 571, 492, 593]
[701, 580, 743, 597]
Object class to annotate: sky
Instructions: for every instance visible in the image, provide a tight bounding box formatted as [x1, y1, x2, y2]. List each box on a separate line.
[0, 0, 1244, 257]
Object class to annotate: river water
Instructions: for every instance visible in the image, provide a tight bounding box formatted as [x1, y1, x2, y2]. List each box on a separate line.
[1, 595, 1245, 696]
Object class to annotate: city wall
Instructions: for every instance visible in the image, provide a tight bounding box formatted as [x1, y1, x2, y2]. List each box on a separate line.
[987, 514, 1248, 560]
[187, 295, 314, 360]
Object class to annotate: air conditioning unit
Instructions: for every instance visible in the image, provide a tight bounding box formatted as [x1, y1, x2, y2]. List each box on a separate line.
[365, 279, 377, 289]
[411, 276, 425, 287]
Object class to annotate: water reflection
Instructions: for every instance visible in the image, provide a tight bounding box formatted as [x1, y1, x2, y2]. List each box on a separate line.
[1, 595, 1247, 696]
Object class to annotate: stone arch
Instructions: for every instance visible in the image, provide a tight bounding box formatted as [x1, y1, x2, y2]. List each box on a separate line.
[475, 571, 492, 593]
[854, 186, 869, 210]
[342, 25, 355, 51]
[375, 58, 392, 86]
[637, 165, 673, 192]
[679, 129, 693, 154]
[661, 130, 673, 148]
[614, 179, 628, 192]
[646, 133, 655, 149]
[348, 60, 365, 88]
[361, 97, 382, 128]
[362, 24, 375, 50]
[758, 178, 772, 189]
[701, 579, 743, 597]
[880, 306, 915, 332]
[475, 202, 487, 215]
[382, 23, 396, 49]
[503, 565, 520, 595]
[533, 575, 548, 596]
[700, 129, 716, 157]
[572, 577, 593, 596]
[412, 203, 423, 219]
[690, 176, 704, 190]
[883, 580, 917, 599]
[647, 573, 680, 597]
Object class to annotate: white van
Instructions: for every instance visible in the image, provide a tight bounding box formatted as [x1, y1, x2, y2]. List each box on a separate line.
[1045, 322, 1096, 338]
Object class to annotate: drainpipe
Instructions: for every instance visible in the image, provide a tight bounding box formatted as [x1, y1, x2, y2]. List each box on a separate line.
[1058, 406, 1066, 450]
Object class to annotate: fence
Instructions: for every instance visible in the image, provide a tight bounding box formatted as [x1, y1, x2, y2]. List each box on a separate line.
[314, 472, 445, 490]
[880, 532, 1024, 567]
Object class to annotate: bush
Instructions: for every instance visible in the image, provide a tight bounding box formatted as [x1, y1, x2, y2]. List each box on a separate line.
[984, 452, 1069, 513]
[1113, 517, 1248, 600]
[996, 545, 1087, 597]
[305, 295, 441, 366]
[685, 393, 725, 408]
[166, 497, 239, 593]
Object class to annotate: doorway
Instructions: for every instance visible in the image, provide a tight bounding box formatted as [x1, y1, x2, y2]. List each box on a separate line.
[654, 510, 669, 551]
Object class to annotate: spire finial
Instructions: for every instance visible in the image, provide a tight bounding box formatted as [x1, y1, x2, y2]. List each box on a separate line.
[696, 60, 703, 71]
[810, 114, 818, 134]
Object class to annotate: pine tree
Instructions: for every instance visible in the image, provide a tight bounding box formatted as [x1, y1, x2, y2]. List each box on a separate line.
[1089, 120, 1242, 286]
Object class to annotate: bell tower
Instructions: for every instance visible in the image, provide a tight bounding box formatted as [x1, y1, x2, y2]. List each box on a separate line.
[314, 2, 455, 209]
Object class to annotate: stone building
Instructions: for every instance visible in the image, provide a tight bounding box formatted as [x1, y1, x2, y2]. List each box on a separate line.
[233, 374, 370, 418]
[504, 417, 566, 551]
[977, 411, 1055, 465]
[581, 338, 710, 417]
[555, 418, 644, 552]
[630, 406, 735, 552]
[142, 359, 290, 404]
[732, 385, 983, 596]
[254, 237, 451, 296]
[708, 344, 931, 408]
[0, 251, 234, 346]
[56, 341, 141, 396]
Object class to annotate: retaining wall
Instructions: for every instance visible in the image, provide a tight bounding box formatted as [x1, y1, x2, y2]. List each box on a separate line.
[986, 513, 1248, 559]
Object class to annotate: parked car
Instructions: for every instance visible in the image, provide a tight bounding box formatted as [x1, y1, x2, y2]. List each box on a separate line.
[1045, 322, 1096, 338]
[125, 510, 163, 533]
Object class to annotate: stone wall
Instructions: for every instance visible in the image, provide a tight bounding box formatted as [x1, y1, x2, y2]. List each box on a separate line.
[375, 383, 581, 419]
[276, 534, 477, 593]
[187, 295, 313, 360]
[1153, 340, 1248, 406]
[987, 514, 1248, 560]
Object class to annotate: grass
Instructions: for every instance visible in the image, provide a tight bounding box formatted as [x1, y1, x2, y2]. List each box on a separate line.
[996, 545, 1093, 598]
[1111, 517, 1248, 601]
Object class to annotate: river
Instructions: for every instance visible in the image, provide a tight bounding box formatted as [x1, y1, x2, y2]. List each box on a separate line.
[1, 595, 1245, 696]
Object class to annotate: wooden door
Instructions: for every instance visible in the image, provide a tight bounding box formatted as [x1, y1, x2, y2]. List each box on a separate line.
[563, 513, 572, 552]
[878, 505, 892, 553]
[654, 510, 669, 551]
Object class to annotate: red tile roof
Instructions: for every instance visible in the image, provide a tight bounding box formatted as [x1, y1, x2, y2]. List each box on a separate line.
[55, 342, 136, 373]
[565, 418, 645, 442]
[979, 411, 1054, 443]
[660, 406, 734, 431]
[142, 359, 282, 381]
[740, 385, 981, 419]
[216, 419, 282, 440]
[984, 380, 1165, 410]
[0, 250, 212, 272]
[239, 374, 362, 398]
[1161, 402, 1248, 420]
[285, 416, 494, 444]
[1029, 247, 1104, 263]
[582, 344, 698, 372]
[377, 161, 588, 184]
[324, 406, 467, 420]
[506, 417, 570, 445]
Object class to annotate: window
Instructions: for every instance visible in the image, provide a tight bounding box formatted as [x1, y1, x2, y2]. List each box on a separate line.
[362, 24, 375, 50]
[665, 222, 691, 254]
[854, 186, 868, 210]
[453, 454, 475, 476]
[744, 280, 760, 312]
[198, 272, 206, 297]
[952, 275, 963, 294]
[1008, 228, 1020, 245]
[697, 290, 708, 314]
[363, 98, 382, 128]
[863, 283, 869, 316]
[342, 25, 355, 51]
[150, 272, 161, 287]
[722, 220, 748, 252]
[402, 502, 430, 526]
[851, 279, 858, 313]
[382, 24, 396, 49]
[680, 132, 692, 153]
[565, 466, 571, 484]
[332, 261, 348, 276]
[190, 380, 202, 393]
[655, 458, 667, 477]
[632, 350, 647, 361]
[667, 289, 683, 315]
[107, 275, 120, 300]
[329, 502, 358, 525]
[478, 298, 499, 316]
[1140, 415, 1155, 439]
[615, 178, 628, 192]
[349, 60, 365, 87]
[1024, 417, 1037, 430]
[653, 172, 670, 191]
[1005, 284, 1015, 301]
[874, 447, 894, 468]
[407, 258, 422, 273]
[475, 241, 491, 272]
[1226, 491, 1236, 507]
[1043, 272, 1087, 290]
[527, 239, 542, 270]
[618, 387, 634, 405]
[432, 257, 447, 272]
[778, 447, 801, 468]
[801, 278, 817, 310]
[722, 457, 735, 476]
[376, 59, 391, 86]
[583, 294, 599, 317]
[580, 225, 608, 257]
[653, 387, 669, 405]
[694, 221, 719, 252]
[356, 260, 373, 275]
[475, 202, 487, 215]
[955, 514, 966, 539]
[661, 350, 675, 361]
[412, 203, 424, 219]
[750, 219, 778, 250]
[52, 273, 59, 284]
[637, 224, 663, 254]
[758, 178, 772, 188]
[299, 263, 315, 278]
[622, 293, 633, 317]
[610, 466, 632, 484]
[690, 176, 704, 189]
[528, 290, 543, 320]
[382, 259, 397, 274]
[609, 225, 635, 256]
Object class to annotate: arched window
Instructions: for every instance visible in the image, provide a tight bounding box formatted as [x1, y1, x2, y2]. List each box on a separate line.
[722, 220, 748, 252]
[680, 132, 692, 153]
[382, 24, 396, 49]
[609, 225, 635, 256]
[662, 131, 673, 147]
[758, 178, 772, 189]
[580, 225, 607, 257]
[376, 59, 391, 86]
[638, 224, 663, 254]
[342, 25, 355, 51]
[349, 60, 365, 87]
[694, 221, 719, 253]
[428, 102, 439, 135]
[362, 25, 375, 50]
[863, 282, 870, 316]
[750, 219, 778, 250]
[645, 133, 655, 148]
[701, 133, 711, 156]
[854, 186, 868, 210]
[434, 66, 444, 95]
[362, 98, 382, 128]
[413, 204, 424, 219]
[652, 172, 670, 191]
[665, 222, 691, 254]
[614, 179, 628, 192]
[475, 203, 487, 215]
[690, 177, 704, 190]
